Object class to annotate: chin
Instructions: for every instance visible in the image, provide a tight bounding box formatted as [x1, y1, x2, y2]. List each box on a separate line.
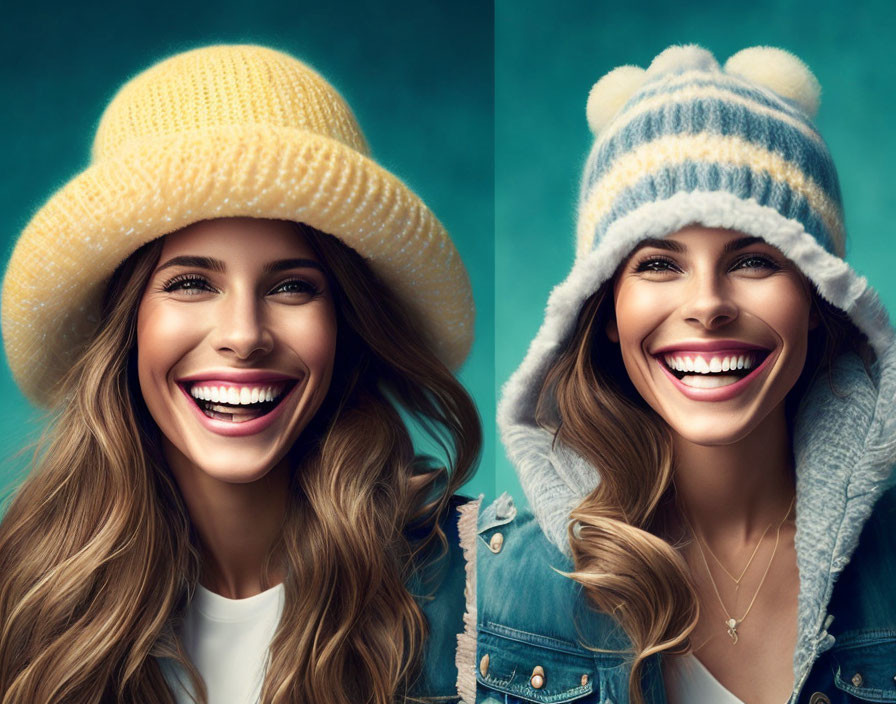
[169, 436, 288, 486]
[197, 462, 280, 485]
[662, 408, 766, 447]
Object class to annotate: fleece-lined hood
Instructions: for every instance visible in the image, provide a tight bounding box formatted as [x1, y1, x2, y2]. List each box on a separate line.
[497, 44, 896, 694]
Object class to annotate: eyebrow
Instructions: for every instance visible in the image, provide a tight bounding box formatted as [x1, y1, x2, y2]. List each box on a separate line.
[634, 238, 685, 253]
[723, 236, 766, 252]
[154, 256, 325, 275]
[633, 235, 767, 254]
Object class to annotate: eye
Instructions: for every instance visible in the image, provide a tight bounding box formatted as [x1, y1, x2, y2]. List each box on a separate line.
[269, 278, 322, 298]
[633, 255, 680, 274]
[730, 254, 781, 273]
[161, 274, 215, 295]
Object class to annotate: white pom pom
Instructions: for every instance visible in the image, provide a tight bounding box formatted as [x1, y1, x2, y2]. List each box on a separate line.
[586, 65, 646, 134]
[724, 46, 821, 118]
[646, 44, 720, 77]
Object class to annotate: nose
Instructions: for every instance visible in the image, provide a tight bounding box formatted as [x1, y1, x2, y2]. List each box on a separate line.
[210, 288, 274, 359]
[680, 270, 738, 330]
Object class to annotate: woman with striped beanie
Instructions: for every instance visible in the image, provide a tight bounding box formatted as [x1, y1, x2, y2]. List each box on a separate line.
[0, 45, 480, 703]
[473, 45, 895, 704]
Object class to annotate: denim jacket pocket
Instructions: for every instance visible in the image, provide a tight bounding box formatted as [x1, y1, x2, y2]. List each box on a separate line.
[830, 630, 896, 702]
[477, 623, 598, 703]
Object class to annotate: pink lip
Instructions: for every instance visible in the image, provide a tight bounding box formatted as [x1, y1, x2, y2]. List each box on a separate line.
[177, 378, 302, 437]
[654, 351, 777, 402]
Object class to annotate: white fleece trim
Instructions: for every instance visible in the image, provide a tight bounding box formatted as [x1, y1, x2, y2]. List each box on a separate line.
[455, 497, 480, 704]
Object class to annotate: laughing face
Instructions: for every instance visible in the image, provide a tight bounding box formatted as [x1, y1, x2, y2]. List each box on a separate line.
[136, 218, 337, 484]
[606, 226, 814, 446]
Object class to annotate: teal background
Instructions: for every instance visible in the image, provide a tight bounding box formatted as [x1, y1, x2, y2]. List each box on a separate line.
[0, 1, 494, 501]
[495, 0, 896, 502]
[6, 0, 896, 509]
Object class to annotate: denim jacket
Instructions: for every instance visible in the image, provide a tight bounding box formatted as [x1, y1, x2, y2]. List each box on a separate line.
[468, 340, 896, 704]
[474, 488, 896, 704]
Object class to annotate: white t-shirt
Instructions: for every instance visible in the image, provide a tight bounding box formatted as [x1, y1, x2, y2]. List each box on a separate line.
[664, 653, 745, 704]
[164, 583, 285, 704]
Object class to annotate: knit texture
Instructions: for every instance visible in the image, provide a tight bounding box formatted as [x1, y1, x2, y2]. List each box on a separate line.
[497, 45, 896, 698]
[579, 44, 843, 258]
[2, 45, 473, 407]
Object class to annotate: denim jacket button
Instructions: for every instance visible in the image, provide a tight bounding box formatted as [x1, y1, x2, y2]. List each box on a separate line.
[808, 693, 831, 704]
[530, 665, 545, 689]
[479, 653, 489, 677]
[851, 672, 863, 687]
[581, 673, 589, 686]
[489, 532, 504, 553]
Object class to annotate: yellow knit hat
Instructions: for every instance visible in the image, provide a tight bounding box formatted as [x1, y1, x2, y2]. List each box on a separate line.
[2, 45, 474, 407]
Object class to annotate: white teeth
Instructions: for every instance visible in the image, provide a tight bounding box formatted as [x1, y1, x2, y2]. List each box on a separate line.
[662, 352, 761, 374]
[189, 382, 288, 405]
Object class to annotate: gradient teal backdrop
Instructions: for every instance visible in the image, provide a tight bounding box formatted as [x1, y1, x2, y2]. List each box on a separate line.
[495, 0, 896, 502]
[5, 1, 896, 508]
[0, 1, 494, 501]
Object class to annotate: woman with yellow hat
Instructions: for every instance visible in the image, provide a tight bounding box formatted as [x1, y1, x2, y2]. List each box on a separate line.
[0, 45, 480, 703]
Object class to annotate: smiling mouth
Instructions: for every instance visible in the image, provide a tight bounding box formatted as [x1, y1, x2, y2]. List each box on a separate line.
[183, 381, 299, 423]
[659, 350, 770, 389]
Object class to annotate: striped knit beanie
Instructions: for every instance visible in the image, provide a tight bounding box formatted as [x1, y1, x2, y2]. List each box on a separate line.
[498, 45, 894, 552]
[578, 44, 842, 259]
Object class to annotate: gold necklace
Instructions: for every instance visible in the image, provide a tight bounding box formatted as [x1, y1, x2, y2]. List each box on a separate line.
[684, 495, 795, 644]
[696, 520, 773, 587]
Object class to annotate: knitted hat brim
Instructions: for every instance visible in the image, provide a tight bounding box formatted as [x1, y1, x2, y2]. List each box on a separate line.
[3, 124, 474, 407]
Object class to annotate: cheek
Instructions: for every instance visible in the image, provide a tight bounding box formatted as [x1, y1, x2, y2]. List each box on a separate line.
[613, 284, 666, 363]
[283, 304, 338, 377]
[746, 278, 812, 352]
[136, 300, 198, 391]
[771, 292, 812, 374]
[736, 277, 813, 399]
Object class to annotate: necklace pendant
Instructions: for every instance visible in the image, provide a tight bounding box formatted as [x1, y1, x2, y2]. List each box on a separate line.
[726, 618, 739, 644]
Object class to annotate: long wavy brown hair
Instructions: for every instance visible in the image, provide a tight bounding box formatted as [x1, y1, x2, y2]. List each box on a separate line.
[0, 221, 481, 704]
[537, 275, 870, 704]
